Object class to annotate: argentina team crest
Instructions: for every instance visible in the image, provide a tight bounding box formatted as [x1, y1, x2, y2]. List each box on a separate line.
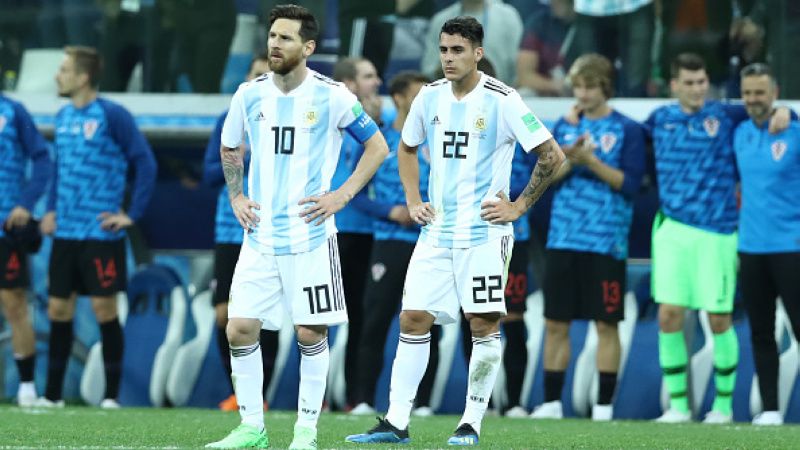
[703, 116, 720, 137]
[83, 119, 99, 140]
[304, 109, 318, 126]
[771, 140, 787, 161]
[0, 115, 6, 133]
[600, 133, 617, 154]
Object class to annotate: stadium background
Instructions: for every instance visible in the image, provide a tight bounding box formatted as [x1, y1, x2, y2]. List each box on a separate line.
[1, 0, 800, 425]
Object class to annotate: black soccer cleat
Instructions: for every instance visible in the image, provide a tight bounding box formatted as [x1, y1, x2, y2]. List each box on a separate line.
[345, 417, 411, 444]
[447, 423, 479, 446]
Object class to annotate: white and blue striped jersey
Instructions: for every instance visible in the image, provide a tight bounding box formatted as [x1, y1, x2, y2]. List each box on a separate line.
[402, 72, 552, 248]
[221, 69, 379, 255]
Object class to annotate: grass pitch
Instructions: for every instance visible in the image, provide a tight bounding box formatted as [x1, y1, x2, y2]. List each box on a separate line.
[0, 406, 798, 449]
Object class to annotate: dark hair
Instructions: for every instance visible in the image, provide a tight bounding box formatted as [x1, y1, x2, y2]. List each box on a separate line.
[478, 58, 496, 77]
[740, 62, 773, 79]
[388, 71, 430, 97]
[332, 57, 363, 82]
[670, 53, 706, 79]
[65, 46, 102, 88]
[268, 4, 319, 42]
[440, 16, 483, 47]
[249, 50, 270, 71]
[568, 53, 615, 98]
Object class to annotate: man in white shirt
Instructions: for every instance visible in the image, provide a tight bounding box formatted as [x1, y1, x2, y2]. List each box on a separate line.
[347, 15, 564, 447]
[205, 5, 388, 450]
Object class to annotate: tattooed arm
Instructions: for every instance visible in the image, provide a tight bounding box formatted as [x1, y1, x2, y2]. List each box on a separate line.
[480, 138, 565, 225]
[221, 144, 260, 232]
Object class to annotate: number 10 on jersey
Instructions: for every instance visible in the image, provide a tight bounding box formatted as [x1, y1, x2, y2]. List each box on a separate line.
[272, 126, 295, 154]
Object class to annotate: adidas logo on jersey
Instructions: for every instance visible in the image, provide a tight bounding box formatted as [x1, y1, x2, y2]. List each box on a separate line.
[255, 112, 267, 121]
[431, 115, 441, 125]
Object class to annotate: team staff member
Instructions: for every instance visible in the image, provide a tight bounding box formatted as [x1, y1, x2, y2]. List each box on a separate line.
[734, 62, 800, 426]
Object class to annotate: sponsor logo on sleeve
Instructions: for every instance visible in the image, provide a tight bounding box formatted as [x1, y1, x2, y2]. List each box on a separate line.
[351, 102, 364, 117]
[522, 112, 542, 133]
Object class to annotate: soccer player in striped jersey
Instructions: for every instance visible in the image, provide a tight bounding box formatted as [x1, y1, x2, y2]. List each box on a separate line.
[0, 94, 51, 407]
[647, 53, 791, 424]
[734, 63, 800, 426]
[203, 52, 279, 413]
[39, 46, 157, 409]
[530, 54, 645, 421]
[346, 16, 564, 447]
[205, 5, 388, 450]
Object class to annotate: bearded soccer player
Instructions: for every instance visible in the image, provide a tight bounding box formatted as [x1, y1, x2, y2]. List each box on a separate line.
[205, 5, 388, 449]
[38, 46, 157, 409]
[346, 16, 563, 446]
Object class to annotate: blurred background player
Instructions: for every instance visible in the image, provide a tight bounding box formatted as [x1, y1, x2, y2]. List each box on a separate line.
[205, 5, 388, 449]
[349, 70, 441, 417]
[646, 53, 789, 424]
[0, 93, 51, 407]
[202, 51, 279, 413]
[530, 53, 645, 421]
[330, 56, 387, 410]
[38, 46, 157, 408]
[347, 16, 563, 447]
[734, 62, 800, 426]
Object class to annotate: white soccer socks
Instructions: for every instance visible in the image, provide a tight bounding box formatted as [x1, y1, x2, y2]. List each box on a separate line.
[459, 332, 502, 435]
[230, 342, 264, 430]
[297, 337, 330, 430]
[385, 332, 432, 430]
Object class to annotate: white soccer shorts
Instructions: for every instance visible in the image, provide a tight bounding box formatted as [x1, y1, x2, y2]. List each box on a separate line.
[228, 234, 348, 329]
[402, 235, 513, 324]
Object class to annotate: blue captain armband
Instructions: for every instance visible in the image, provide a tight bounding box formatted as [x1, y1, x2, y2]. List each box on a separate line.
[344, 108, 379, 144]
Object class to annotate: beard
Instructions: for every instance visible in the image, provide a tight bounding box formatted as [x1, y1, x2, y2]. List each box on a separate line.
[269, 52, 302, 75]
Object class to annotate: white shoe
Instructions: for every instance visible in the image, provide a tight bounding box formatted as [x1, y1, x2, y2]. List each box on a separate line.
[504, 406, 528, 418]
[702, 410, 732, 424]
[655, 409, 691, 423]
[349, 402, 376, 416]
[34, 397, 65, 408]
[752, 411, 783, 426]
[412, 406, 433, 417]
[100, 399, 121, 409]
[16, 382, 37, 407]
[592, 404, 613, 421]
[530, 400, 563, 419]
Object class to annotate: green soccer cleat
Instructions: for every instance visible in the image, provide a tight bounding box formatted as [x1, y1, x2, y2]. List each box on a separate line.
[205, 423, 269, 449]
[288, 424, 317, 450]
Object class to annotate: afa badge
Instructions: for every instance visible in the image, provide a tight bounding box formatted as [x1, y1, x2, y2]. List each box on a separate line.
[305, 109, 318, 126]
[474, 115, 486, 132]
[771, 140, 787, 161]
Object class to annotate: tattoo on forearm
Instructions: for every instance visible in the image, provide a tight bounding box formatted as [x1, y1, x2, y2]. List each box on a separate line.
[520, 140, 564, 209]
[221, 147, 244, 199]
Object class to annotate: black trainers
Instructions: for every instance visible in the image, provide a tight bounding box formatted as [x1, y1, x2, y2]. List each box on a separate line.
[345, 417, 411, 444]
[447, 423, 479, 446]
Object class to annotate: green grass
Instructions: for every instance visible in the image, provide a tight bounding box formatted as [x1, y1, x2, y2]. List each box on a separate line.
[0, 406, 798, 449]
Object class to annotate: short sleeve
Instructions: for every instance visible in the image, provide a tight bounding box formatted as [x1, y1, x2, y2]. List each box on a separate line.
[221, 88, 246, 148]
[503, 91, 552, 152]
[333, 86, 379, 143]
[401, 92, 427, 147]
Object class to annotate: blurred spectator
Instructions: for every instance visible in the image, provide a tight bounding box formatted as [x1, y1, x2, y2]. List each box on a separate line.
[422, 0, 523, 85]
[655, 0, 738, 96]
[0, 0, 40, 88]
[167, 0, 236, 93]
[571, 0, 654, 96]
[516, 0, 576, 96]
[734, 63, 800, 426]
[36, 0, 102, 48]
[98, 0, 173, 92]
[732, 0, 800, 98]
[339, 0, 434, 80]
